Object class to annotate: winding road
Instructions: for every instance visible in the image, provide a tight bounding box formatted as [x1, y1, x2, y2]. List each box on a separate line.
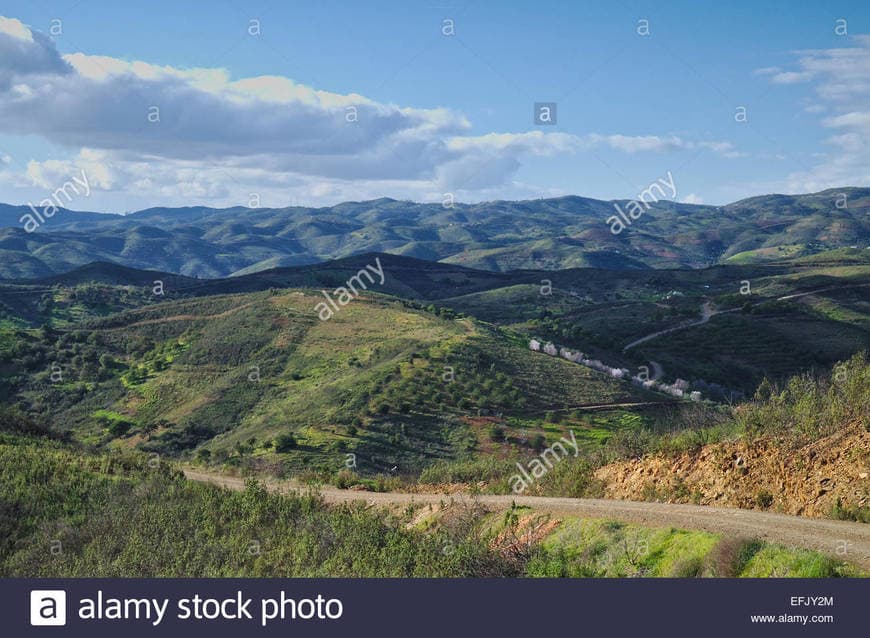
[623, 301, 739, 352]
[623, 282, 870, 352]
[183, 469, 870, 570]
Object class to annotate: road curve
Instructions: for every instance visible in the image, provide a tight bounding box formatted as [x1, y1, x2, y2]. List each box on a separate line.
[622, 282, 870, 352]
[623, 302, 739, 351]
[183, 469, 870, 570]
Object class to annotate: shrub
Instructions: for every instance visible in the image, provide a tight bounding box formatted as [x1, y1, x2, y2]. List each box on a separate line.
[489, 425, 506, 442]
[755, 490, 774, 509]
[737, 352, 868, 444]
[273, 433, 297, 453]
[831, 498, 870, 523]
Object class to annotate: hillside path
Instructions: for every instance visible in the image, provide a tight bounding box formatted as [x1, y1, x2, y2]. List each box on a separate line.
[623, 282, 870, 351]
[183, 469, 870, 569]
[623, 301, 737, 351]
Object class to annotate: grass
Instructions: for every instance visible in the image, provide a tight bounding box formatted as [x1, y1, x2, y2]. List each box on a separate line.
[0, 424, 514, 577]
[739, 545, 861, 578]
[524, 518, 862, 578]
[1, 408, 865, 578]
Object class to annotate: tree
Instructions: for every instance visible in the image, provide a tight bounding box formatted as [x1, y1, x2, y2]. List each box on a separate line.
[489, 425, 506, 442]
[274, 433, 297, 453]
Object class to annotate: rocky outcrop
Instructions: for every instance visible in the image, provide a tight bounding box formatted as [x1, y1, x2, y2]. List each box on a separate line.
[595, 420, 870, 518]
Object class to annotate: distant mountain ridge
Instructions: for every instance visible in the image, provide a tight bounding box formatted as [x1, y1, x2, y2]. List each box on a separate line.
[0, 187, 867, 278]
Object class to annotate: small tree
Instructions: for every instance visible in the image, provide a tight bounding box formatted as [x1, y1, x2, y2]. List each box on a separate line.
[489, 424, 506, 442]
[274, 433, 297, 453]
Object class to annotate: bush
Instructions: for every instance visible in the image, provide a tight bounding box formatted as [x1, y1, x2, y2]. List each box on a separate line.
[107, 419, 132, 436]
[737, 352, 869, 444]
[831, 498, 870, 523]
[418, 457, 516, 487]
[755, 490, 774, 509]
[273, 433, 297, 453]
[535, 457, 602, 498]
[489, 425, 506, 442]
[0, 437, 518, 577]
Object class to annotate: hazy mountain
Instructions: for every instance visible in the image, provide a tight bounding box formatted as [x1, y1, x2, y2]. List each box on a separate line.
[0, 188, 867, 279]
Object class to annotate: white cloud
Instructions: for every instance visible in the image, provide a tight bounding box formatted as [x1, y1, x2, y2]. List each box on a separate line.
[770, 71, 813, 84]
[0, 14, 740, 207]
[764, 35, 870, 191]
[585, 134, 739, 156]
[753, 66, 781, 76]
[0, 16, 32, 42]
[590, 133, 687, 153]
[680, 193, 704, 204]
[0, 16, 71, 88]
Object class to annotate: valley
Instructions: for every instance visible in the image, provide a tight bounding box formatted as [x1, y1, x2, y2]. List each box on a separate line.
[0, 237, 868, 579]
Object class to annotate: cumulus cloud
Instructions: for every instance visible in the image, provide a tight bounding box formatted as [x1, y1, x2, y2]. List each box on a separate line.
[762, 35, 870, 191]
[0, 17, 71, 88]
[0, 15, 739, 207]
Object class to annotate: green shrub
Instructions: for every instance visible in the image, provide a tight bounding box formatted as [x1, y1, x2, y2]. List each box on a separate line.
[737, 352, 868, 444]
[273, 433, 297, 453]
[755, 490, 774, 509]
[831, 498, 870, 523]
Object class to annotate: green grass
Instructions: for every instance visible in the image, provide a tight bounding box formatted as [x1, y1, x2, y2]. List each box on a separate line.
[0, 423, 514, 577]
[526, 519, 863, 578]
[739, 545, 860, 578]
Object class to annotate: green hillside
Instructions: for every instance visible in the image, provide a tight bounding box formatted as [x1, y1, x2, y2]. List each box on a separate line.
[1, 286, 651, 479]
[4, 251, 868, 407]
[3, 416, 857, 578]
[1, 187, 867, 278]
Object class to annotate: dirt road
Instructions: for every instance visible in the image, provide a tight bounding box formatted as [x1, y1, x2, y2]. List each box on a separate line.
[623, 302, 739, 351]
[183, 469, 870, 570]
[623, 282, 870, 352]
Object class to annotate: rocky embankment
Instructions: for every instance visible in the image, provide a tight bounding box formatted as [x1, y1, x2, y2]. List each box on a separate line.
[595, 420, 870, 518]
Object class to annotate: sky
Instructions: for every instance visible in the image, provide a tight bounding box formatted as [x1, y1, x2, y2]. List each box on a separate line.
[0, 0, 868, 212]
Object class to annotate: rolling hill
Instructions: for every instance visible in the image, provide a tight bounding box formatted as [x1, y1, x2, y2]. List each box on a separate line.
[1, 283, 655, 478]
[0, 187, 867, 278]
[3, 250, 868, 395]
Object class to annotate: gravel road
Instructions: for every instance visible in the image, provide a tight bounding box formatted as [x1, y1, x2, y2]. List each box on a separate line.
[183, 469, 870, 570]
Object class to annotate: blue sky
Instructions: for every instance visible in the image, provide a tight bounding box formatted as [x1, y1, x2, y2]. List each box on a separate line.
[0, 0, 868, 211]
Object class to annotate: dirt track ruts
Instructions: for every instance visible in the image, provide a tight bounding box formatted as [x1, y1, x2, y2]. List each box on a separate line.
[183, 469, 870, 570]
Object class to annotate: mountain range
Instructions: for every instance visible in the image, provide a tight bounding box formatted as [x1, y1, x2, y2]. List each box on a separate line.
[1, 187, 868, 279]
